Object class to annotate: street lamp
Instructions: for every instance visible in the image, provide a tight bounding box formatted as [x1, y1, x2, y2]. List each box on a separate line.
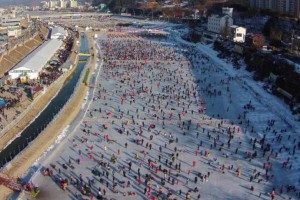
[194, 9, 199, 20]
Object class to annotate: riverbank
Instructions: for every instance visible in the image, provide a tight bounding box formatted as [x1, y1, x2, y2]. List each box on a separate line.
[0, 32, 97, 199]
[0, 26, 50, 135]
[0, 39, 79, 153]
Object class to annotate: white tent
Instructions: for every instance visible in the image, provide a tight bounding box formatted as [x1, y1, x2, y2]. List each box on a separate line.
[9, 39, 63, 79]
[51, 26, 67, 39]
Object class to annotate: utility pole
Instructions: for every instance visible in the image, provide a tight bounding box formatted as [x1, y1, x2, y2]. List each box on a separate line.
[194, 9, 199, 20]
[291, 29, 294, 51]
[152, 8, 154, 20]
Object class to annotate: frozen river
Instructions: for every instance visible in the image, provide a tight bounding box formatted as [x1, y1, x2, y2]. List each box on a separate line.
[19, 25, 299, 200]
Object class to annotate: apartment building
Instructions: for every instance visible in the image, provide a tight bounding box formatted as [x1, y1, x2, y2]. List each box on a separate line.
[297, 0, 300, 18]
[202, 7, 234, 43]
[231, 25, 247, 43]
[207, 7, 233, 34]
[48, 0, 78, 8]
[250, 0, 277, 9]
[250, 0, 300, 18]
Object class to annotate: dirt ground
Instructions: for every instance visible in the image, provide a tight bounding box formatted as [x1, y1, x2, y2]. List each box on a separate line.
[0, 32, 96, 199]
[0, 87, 31, 128]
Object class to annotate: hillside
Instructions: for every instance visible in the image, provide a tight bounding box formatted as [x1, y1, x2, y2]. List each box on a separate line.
[92, 0, 249, 16]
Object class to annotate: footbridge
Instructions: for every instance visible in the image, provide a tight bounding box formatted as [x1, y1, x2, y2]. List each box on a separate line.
[78, 53, 92, 57]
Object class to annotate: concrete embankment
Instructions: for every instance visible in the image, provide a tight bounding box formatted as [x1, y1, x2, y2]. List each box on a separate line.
[0, 33, 97, 199]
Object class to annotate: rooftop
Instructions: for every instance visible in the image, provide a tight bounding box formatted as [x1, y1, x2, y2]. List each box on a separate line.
[11, 38, 62, 72]
[51, 26, 66, 37]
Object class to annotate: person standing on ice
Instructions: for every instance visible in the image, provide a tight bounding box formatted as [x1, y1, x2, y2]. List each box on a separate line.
[271, 188, 276, 200]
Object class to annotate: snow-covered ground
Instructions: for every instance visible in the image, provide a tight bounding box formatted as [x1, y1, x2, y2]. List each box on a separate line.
[16, 21, 299, 200]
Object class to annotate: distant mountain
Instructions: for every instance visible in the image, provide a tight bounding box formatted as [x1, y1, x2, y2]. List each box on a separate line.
[0, 0, 90, 7]
[0, 0, 39, 7]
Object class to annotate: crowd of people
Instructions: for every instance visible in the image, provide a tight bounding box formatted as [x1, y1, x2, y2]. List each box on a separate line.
[37, 26, 299, 200]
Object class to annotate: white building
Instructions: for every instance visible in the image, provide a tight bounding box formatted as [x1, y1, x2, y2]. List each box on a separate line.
[49, 1, 58, 8]
[7, 27, 22, 37]
[60, 0, 68, 8]
[230, 25, 246, 43]
[50, 26, 67, 39]
[207, 13, 233, 34]
[222, 7, 233, 17]
[49, 0, 77, 8]
[202, 7, 234, 43]
[9, 39, 63, 79]
[41, 1, 50, 8]
[69, 0, 78, 8]
[207, 7, 233, 35]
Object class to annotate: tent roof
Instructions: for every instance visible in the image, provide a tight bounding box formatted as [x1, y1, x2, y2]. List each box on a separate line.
[51, 26, 66, 37]
[13, 66, 31, 71]
[11, 39, 62, 72]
